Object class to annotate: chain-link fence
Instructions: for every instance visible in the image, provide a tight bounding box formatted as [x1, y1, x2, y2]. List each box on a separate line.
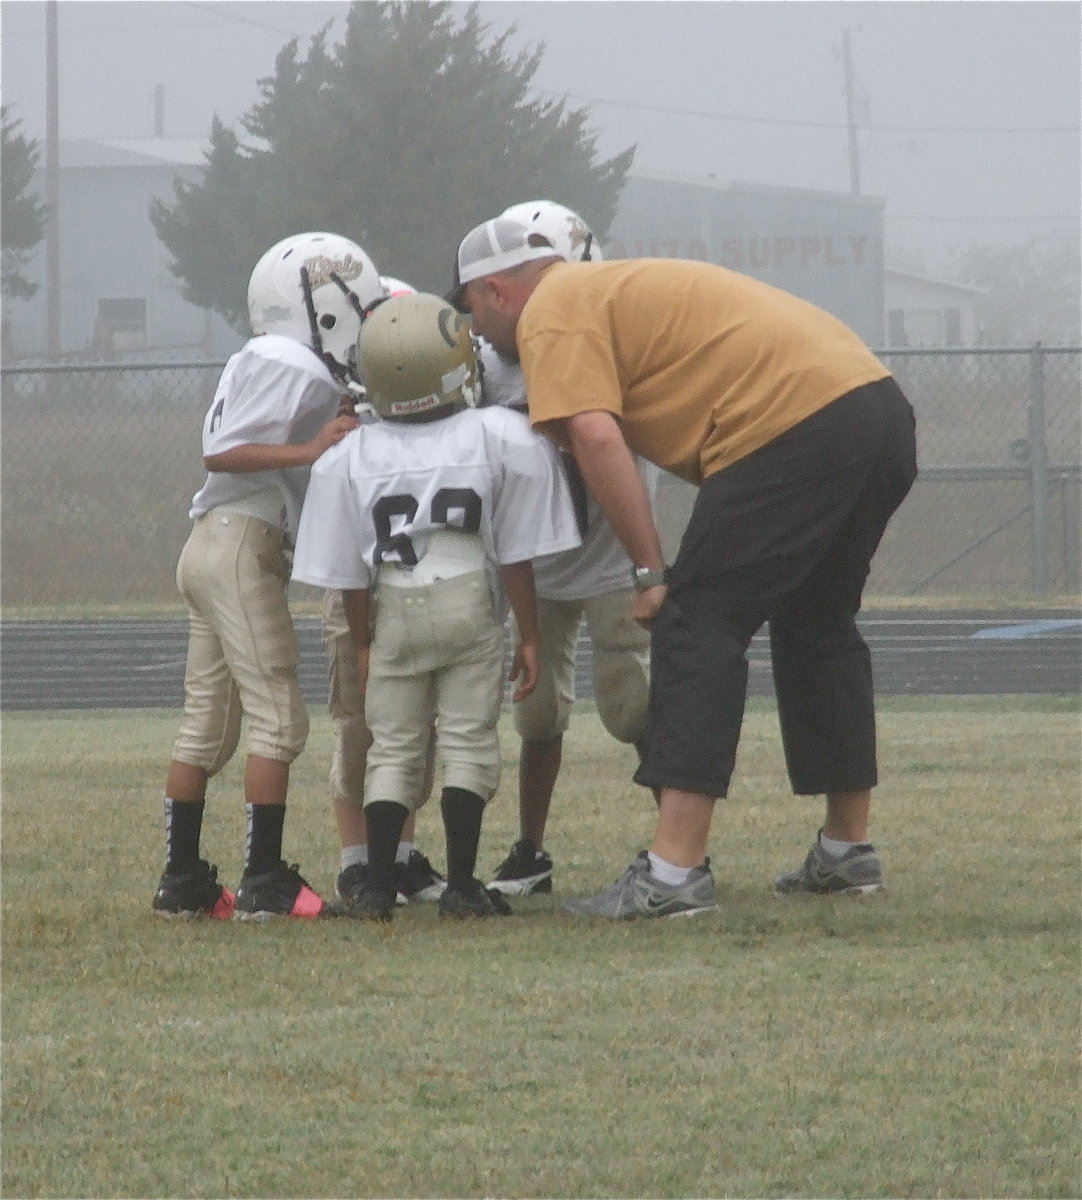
[2, 346, 1079, 611]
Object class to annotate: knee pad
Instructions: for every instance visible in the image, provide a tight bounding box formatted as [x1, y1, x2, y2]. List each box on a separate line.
[172, 690, 243, 779]
[513, 683, 572, 741]
[588, 605, 650, 743]
[247, 705, 309, 764]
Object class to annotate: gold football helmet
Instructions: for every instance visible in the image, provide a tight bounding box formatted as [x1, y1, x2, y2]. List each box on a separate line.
[356, 292, 480, 420]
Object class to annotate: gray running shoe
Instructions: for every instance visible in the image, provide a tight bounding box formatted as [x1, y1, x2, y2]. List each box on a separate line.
[774, 831, 885, 896]
[563, 852, 719, 920]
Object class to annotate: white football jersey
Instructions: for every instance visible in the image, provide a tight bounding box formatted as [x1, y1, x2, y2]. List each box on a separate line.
[189, 335, 343, 540]
[477, 340, 661, 602]
[291, 406, 582, 592]
[479, 339, 528, 411]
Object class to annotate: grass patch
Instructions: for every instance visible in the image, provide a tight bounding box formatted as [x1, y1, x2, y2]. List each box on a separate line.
[2, 701, 1079, 1198]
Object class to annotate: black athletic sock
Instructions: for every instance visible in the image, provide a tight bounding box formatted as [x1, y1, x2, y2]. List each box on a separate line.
[365, 801, 410, 896]
[164, 797, 205, 873]
[440, 787, 486, 891]
[244, 803, 286, 877]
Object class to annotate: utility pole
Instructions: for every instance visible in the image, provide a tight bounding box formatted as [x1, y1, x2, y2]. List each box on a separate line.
[45, 0, 60, 357]
[842, 28, 861, 196]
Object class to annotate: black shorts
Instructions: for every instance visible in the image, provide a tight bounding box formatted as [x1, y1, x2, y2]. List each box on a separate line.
[634, 376, 917, 798]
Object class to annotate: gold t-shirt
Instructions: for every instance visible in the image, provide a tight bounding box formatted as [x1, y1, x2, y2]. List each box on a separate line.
[518, 259, 891, 484]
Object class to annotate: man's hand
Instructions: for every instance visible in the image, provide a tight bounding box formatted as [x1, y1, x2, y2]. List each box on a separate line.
[632, 583, 668, 630]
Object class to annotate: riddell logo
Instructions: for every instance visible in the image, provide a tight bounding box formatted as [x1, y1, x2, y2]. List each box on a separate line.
[304, 254, 367, 290]
[390, 394, 442, 415]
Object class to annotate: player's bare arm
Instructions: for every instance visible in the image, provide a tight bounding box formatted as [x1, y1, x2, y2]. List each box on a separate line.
[203, 414, 359, 473]
[341, 588, 372, 698]
[500, 559, 540, 702]
[559, 409, 669, 628]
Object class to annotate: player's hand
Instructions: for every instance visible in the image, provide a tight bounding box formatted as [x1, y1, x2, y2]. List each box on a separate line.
[632, 583, 667, 630]
[508, 641, 539, 703]
[307, 413, 360, 460]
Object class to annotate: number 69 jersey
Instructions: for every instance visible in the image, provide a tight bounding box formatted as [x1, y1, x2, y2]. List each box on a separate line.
[291, 405, 582, 591]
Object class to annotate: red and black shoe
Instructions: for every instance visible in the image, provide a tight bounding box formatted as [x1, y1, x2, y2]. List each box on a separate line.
[234, 861, 334, 920]
[153, 859, 236, 920]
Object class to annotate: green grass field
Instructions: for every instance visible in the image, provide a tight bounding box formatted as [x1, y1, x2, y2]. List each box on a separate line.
[2, 698, 1079, 1199]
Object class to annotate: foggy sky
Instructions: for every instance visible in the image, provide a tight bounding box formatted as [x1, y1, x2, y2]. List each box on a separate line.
[2, 0, 1079, 274]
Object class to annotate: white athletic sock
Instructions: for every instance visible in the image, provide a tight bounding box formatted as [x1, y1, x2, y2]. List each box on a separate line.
[819, 833, 860, 859]
[647, 851, 692, 886]
[396, 841, 415, 865]
[341, 844, 368, 872]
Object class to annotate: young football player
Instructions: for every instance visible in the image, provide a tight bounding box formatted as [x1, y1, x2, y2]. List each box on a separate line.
[292, 292, 581, 920]
[321, 277, 446, 911]
[462, 202, 659, 901]
[152, 232, 382, 921]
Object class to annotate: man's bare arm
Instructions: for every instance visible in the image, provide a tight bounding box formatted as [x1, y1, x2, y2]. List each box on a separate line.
[561, 410, 665, 571]
[558, 409, 669, 628]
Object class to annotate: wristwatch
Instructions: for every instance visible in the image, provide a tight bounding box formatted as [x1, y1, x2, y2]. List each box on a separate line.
[631, 565, 668, 591]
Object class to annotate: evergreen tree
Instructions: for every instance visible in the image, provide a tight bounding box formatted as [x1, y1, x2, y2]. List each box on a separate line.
[151, 1, 634, 333]
[1, 107, 48, 301]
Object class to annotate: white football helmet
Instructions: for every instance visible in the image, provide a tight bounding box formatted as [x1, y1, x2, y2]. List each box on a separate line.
[247, 232, 386, 371]
[379, 276, 416, 297]
[357, 292, 480, 421]
[499, 200, 603, 263]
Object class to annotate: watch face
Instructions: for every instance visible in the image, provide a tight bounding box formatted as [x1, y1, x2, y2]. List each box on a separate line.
[634, 567, 666, 590]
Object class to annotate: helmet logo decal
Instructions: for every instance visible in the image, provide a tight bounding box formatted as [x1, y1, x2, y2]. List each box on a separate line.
[389, 393, 444, 416]
[567, 216, 592, 257]
[303, 253, 368, 292]
[437, 306, 467, 349]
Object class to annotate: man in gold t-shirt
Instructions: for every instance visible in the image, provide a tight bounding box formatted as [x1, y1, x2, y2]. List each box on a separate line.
[453, 215, 918, 919]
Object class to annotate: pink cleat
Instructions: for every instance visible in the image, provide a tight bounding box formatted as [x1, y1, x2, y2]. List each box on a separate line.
[233, 862, 334, 920]
[153, 860, 236, 920]
[210, 887, 237, 919]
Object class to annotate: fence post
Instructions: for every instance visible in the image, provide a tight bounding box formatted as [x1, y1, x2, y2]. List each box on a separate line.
[1027, 343, 1050, 595]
